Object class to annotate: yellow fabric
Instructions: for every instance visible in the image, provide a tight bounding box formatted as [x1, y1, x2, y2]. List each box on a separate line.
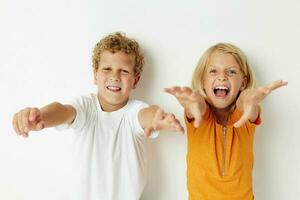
[185, 107, 261, 200]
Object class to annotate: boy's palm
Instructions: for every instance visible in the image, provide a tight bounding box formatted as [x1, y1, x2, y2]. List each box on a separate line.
[234, 80, 288, 128]
[144, 109, 184, 137]
[164, 87, 206, 127]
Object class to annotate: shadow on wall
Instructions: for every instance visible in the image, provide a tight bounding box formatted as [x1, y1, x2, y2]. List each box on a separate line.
[130, 48, 168, 198]
[131, 48, 156, 101]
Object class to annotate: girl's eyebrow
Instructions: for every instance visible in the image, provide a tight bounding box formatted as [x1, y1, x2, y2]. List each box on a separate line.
[206, 65, 217, 69]
[226, 66, 241, 71]
[207, 65, 240, 69]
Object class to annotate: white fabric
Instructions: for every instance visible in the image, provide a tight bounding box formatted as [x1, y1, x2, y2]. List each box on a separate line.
[58, 93, 158, 200]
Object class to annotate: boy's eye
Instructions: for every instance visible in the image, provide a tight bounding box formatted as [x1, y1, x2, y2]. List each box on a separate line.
[102, 67, 111, 72]
[121, 70, 130, 74]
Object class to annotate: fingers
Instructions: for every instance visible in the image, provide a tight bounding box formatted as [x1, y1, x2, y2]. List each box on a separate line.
[252, 80, 288, 104]
[148, 109, 185, 135]
[21, 108, 31, 133]
[12, 113, 21, 134]
[29, 108, 40, 122]
[265, 80, 288, 92]
[12, 107, 42, 137]
[164, 86, 180, 94]
[165, 114, 184, 134]
[16, 111, 29, 137]
[35, 121, 45, 131]
[164, 86, 193, 97]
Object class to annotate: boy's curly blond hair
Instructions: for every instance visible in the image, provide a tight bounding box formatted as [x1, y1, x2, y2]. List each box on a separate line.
[92, 32, 144, 75]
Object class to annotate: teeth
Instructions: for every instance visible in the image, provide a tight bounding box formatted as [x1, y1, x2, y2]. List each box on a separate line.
[108, 86, 120, 89]
[214, 86, 228, 90]
[107, 86, 121, 91]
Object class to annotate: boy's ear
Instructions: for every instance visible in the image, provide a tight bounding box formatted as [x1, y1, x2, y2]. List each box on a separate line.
[133, 74, 140, 89]
[93, 69, 97, 84]
[240, 76, 248, 91]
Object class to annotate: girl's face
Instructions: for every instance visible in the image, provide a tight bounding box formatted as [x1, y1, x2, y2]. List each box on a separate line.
[202, 52, 247, 109]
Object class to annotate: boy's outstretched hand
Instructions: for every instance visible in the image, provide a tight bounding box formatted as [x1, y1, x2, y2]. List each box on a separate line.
[164, 87, 207, 128]
[12, 107, 45, 138]
[144, 108, 184, 137]
[234, 80, 288, 128]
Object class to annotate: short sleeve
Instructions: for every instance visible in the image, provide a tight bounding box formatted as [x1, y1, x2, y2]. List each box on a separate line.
[55, 95, 90, 132]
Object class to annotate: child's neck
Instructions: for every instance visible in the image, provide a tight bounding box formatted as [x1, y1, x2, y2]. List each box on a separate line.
[211, 103, 236, 126]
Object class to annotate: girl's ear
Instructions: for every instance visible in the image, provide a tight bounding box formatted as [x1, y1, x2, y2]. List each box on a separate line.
[133, 74, 140, 89]
[240, 76, 248, 91]
[201, 80, 206, 94]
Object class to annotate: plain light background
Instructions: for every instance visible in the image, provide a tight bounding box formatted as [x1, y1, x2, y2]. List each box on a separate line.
[1, 0, 299, 199]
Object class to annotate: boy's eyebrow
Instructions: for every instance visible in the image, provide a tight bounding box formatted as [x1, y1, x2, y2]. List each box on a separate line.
[100, 65, 112, 68]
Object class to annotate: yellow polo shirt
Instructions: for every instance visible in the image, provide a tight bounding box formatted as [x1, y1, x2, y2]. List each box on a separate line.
[185, 107, 261, 200]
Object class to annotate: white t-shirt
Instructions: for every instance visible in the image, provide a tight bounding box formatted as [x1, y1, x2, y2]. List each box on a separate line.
[59, 93, 158, 200]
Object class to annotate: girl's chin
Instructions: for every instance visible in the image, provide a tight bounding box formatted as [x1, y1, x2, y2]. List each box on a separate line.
[209, 99, 235, 109]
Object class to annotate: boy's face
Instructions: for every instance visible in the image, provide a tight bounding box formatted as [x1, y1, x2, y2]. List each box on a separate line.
[94, 50, 139, 112]
[202, 52, 247, 109]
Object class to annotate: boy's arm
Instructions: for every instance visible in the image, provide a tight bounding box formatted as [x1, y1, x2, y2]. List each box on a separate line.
[234, 80, 288, 128]
[164, 86, 207, 127]
[138, 105, 184, 137]
[12, 102, 76, 137]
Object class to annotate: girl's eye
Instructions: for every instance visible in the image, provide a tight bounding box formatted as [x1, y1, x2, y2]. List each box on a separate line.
[227, 70, 237, 75]
[209, 69, 217, 75]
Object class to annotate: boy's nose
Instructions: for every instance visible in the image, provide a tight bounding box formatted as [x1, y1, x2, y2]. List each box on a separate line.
[110, 72, 121, 80]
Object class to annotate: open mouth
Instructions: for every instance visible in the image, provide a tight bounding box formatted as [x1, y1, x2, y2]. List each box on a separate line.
[106, 86, 121, 92]
[213, 86, 230, 98]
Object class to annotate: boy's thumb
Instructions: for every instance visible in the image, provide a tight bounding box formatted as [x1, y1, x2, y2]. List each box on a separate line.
[144, 127, 153, 137]
[35, 121, 45, 131]
[29, 108, 40, 122]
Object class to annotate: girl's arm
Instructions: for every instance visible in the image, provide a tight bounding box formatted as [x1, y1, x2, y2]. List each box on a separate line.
[164, 86, 207, 127]
[234, 80, 288, 128]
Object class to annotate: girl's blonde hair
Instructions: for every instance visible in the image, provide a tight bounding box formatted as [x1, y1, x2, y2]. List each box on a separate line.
[192, 43, 256, 97]
[92, 32, 144, 75]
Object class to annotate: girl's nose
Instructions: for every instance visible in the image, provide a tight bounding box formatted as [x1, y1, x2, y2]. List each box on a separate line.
[217, 71, 227, 81]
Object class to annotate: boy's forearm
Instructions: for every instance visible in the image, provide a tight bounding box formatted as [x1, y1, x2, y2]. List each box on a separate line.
[138, 105, 159, 129]
[40, 102, 76, 128]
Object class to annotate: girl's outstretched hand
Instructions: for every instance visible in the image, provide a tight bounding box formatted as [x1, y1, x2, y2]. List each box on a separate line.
[144, 108, 184, 137]
[164, 87, 207, 128]
[234, 80, 288, 128]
